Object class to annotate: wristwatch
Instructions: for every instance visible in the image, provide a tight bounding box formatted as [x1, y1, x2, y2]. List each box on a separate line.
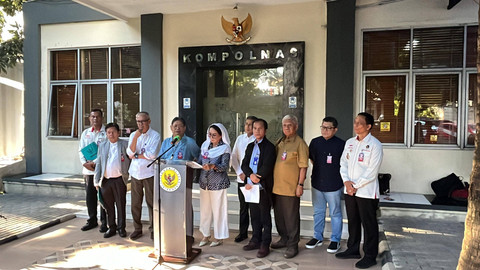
[134, 153, 139, 159]
[298, 183, 304, 187]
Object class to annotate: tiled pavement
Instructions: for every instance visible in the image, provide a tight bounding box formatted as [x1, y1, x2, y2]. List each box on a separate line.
[380, 214, 464, 270]
[0, 175, 468, 270]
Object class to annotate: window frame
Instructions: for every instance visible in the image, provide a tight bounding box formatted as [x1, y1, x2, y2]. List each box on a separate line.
[47, 45, 141, 139]
[361, 24, 477, 149]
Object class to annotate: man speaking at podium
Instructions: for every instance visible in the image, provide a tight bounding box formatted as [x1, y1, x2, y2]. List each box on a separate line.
[159, 117, 200, 162]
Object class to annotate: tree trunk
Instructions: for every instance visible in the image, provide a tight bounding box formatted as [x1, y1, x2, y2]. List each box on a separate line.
[457, 7, 480, 270]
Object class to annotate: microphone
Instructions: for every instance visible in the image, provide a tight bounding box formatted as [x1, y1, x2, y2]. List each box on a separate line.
[147, 135, 181, 168]
[171, 135, 181, 145]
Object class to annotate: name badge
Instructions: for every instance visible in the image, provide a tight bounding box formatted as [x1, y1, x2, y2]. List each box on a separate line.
[327, 154, 332, 164]
[281, 151, 287, 161]
[253, 155, 259, 165]
[177, 151, 183, 159]
[358, 153, 364, 162]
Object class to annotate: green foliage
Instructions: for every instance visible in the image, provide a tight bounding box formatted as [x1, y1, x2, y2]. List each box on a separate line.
[0, 0, 24, 73]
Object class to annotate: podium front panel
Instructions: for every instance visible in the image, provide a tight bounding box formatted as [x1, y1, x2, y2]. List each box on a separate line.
[158, 161, 193, 260]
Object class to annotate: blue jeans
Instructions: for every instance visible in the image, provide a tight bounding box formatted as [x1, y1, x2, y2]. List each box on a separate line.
[311, 187, 343, 242]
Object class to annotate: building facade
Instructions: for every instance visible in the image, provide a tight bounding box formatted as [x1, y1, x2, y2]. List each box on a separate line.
[23, 0, 476, 194]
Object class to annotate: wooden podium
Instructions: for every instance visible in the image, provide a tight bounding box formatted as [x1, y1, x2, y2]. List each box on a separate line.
[153, 160, 201, 264]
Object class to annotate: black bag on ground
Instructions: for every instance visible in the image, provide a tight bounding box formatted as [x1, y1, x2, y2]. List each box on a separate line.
[378, 173, 392, 195]
[431, 173, 467, 206]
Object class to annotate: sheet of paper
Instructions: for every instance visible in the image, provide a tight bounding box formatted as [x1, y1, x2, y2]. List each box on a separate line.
[186, 161, 203, 169]
[240, 184, 260, 203]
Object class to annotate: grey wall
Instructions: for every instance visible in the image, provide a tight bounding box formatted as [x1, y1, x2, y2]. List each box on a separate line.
[23, 0, 113, 173]
[325, 0, 355, 140]
[141, 14, 163, 135]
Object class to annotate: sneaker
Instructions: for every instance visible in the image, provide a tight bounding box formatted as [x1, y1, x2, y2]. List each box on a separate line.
[327, 241, 340, 253]
[305, 238, 323, 249]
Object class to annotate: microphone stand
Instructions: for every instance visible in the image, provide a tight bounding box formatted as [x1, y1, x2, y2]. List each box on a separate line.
[147, 142, 177, 168]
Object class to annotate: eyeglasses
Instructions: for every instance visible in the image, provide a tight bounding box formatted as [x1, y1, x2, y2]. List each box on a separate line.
[136, 119, 150, 123]
[321, 126, 335, 131]
[208, 133, 219, 138]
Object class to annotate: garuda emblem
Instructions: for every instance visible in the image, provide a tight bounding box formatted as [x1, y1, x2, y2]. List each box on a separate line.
[163, 172, 175, 185]
[221, 13, 253, 45]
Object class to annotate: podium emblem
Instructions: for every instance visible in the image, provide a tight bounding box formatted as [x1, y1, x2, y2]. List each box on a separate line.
[160, 167, 182, 192]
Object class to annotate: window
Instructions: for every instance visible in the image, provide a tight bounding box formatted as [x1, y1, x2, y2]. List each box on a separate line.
[48, 85, 78, 136]
[414, 74, 458, 145]
[467, 73, 478, 146]
[113, 83, 140, 137]
[363, 26, 477, 147]
[48, 46, 141, 138]
[363, 30, 410, 70]
[365, 76, 406, 143]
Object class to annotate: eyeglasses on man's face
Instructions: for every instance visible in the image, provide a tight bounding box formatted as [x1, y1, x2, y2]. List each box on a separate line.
[136, 119, 150, 124]
[321, 126, 335, 131]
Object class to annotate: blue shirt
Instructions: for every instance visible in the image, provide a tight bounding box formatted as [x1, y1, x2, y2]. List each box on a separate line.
[248, 139, 263, 189]
[159, 135, 200, 161]
[309, 135, 345, 192]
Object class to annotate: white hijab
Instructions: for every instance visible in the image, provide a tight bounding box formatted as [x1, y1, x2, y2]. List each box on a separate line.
[200, 123, 231, 159]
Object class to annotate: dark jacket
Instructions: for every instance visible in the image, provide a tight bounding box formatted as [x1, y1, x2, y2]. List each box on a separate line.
[241, 137, 276, 196]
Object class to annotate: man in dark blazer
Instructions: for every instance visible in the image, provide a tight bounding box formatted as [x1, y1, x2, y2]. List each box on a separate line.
[241, 118, 276, 258]
[94, 123, 131, 238]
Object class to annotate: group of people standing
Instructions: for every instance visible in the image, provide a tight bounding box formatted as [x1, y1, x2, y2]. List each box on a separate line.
[78, 109, 383, 269]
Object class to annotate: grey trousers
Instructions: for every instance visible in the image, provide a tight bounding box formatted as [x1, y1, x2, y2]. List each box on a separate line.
[273, 194, 300, 248]
[131, 176, 154, 232]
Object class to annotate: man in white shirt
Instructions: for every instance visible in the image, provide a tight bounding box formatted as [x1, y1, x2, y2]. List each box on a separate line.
[94, 123, 131, 238]
[127, 112, 161, 241]
[78, 109, 107, 232]
[231, 116, 257, 242]
[336, 112, 383, 269]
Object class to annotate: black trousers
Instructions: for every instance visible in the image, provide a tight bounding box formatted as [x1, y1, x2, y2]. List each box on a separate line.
[101, 176, 127, 230]
[237, 182, 250, 237]
[84, 174, 106, 225]
[344, 195, 379, 259]
[273, 194, 300, 248]
[250, 189, 272, 246]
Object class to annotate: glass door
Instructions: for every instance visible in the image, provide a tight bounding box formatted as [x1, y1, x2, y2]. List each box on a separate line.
[200, 67, 285, 147]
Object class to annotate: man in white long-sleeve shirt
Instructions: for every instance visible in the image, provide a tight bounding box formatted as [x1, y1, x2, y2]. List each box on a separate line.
[336, 112, 383, 269]
[231, 116, 257, 242]
[78, 109, 107, 232]
[127, 111, 161, 241]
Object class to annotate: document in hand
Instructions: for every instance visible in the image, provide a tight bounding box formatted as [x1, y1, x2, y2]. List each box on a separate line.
[81, 142, 98, 161]
[240, 184, 260, 203]
[186, 161, 203, 169]
[98, 189, 106, 209]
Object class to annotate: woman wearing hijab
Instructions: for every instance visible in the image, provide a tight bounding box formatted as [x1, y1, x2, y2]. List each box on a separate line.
[198, 123, 231, 247]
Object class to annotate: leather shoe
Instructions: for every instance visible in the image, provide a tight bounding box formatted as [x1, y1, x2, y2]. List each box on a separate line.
[335, 249, 361, 259]
[234, 234, 248, 243]
[270, 240, 287, 249]
[355, 257, 377, 269]
[243, 241, 260, 251]
[104, 228, 116, 238]
[99, 225, 108, 233]
[81, 222, 98, 231]
[129, 230, 143, 240]
[118, 229, 127, 238]
[257, 244, 270, 258]
[284, 247, 298, 259]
